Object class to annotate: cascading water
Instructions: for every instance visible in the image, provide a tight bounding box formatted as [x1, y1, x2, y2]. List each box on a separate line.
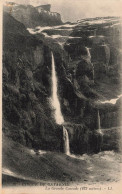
[86, 47, 91, 61]
[97, 110, 101, 129]
[51, 52, 64, 125]
[86, 47, 94, 81]
[96, 110, 103, 152]
[97, 110, 103, 135]
[51, 52, 70, 155]
[63, 126, 70, 155]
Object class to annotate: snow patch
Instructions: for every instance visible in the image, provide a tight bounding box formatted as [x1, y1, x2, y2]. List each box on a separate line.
[89, 35, 104, 38]
[82, 18, 121, 26]
[28, 148, 47, 155]
[52, 35, 81, 39]
[89, 36, 95, 38]
[99, 94, 122, 104]
[30, 149, 35, 155]
[51, 34, 63, 38]
[41, 33, 81, 40]
[83, 20, 108, 25]
[27, 27, 73, 35]
[27, 28, 37, 34]
[27, 23, 78, 35]
[2, 168, 17, 177]
[42, 32, 50, 38]
[38, 150, 47, 155]
[56, 28, 73, 31]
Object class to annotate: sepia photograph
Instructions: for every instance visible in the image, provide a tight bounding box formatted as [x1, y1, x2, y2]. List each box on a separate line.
[1, 0, 122, 193]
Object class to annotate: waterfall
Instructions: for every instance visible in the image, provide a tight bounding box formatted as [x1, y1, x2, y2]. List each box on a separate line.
[92, 63, 95, 82]
[51, 52, 64, 125]
[96, 110, 103, 152]
[86, 47, 91, 61]
[86, 47, 94, 81]
[97, 110, 103, 135]
[97, 110, 101, 129]
[51, 52, 70, 155]
[63, 126, 70, 155]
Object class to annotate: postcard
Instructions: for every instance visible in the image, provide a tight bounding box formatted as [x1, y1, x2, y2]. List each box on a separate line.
[1, 0, 122, 193]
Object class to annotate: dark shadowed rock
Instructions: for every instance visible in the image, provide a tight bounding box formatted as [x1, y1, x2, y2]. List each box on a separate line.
[3, 12, 63, 151]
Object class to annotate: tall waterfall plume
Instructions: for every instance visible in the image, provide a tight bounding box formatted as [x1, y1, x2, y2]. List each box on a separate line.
[51, 52, 64, 125]
[63, 126, 70, 155]
[51, 52, 70, 155]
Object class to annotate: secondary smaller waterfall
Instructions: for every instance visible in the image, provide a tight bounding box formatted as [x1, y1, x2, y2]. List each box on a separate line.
[97, 110, 103, 134]
[96, 110, 103, 152]
[63, 126, 70, 155]
[86, 47, 94, 81]
[86, 47, 91, 61]
[97, 110, 101, 129]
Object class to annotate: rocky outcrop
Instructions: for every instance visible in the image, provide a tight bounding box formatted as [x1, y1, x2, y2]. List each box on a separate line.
[35, 4, 62, 25]
[36, 4, 51, 12]
[4, 3, 63, 28]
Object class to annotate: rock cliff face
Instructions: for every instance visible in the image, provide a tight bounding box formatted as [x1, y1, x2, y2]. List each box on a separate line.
[3, 12, 63, 151]
[3, 7, 122, 154]
[4, 2, 63, 28]
[36, 4, 51, 12]
[35, 4, 62, 25]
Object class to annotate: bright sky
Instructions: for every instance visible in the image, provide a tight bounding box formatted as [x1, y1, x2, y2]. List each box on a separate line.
[4, 0, 122, 22]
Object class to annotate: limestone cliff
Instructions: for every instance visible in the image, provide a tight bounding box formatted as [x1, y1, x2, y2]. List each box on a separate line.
[4, 2, 63, 28]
